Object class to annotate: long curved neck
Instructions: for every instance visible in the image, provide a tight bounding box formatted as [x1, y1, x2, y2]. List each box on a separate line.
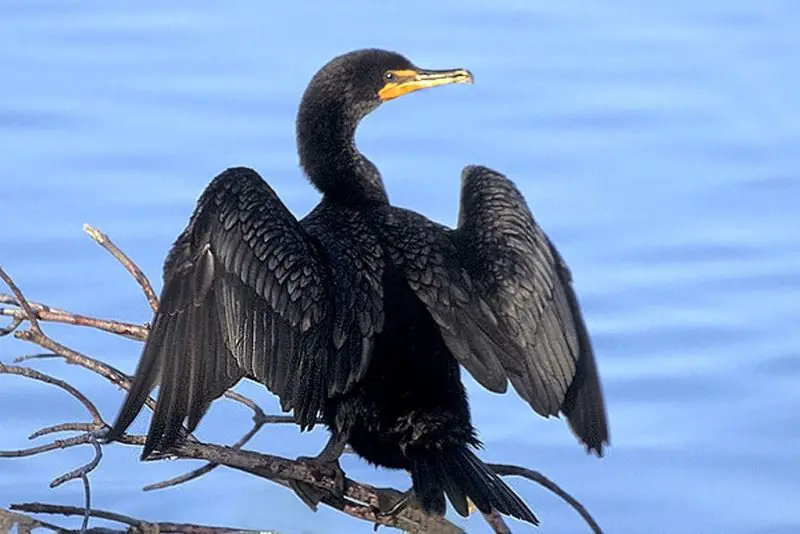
[297, 97, 388, 206]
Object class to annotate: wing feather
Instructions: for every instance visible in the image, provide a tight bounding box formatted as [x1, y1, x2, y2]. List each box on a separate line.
[107, 167, 380, 457]
[456, 164, 609, 454]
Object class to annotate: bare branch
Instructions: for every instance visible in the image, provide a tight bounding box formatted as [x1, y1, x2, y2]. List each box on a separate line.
[80, 476, 91, 534]
[47, 437, 102, 533]
[482, 509, 511, 534]
[143, 391, 268, 492]
[83, 223, 159, 312]
[11, 328, 161, 415]
[13, 353, 63, 363]
[30, 422, 99, 439]
[489, 463, 604, 534]
[144, 390, 302, 492]
[0, 431, 97, 458]
[0, 352, 466, 533]
[50, 437, 102, 488]
[0, 363, 103, 426]
[9, 503, 267, 534]
[0, 267, 41, 334]
[223, 390, 267, 421]
[0, 315, 22, 336]
[0, 507, 64, 533]
[12, 502, 141, 529]
[141, 439, 464, 533]
[0, 295, 147, 341]
[0, 361, 102, 533]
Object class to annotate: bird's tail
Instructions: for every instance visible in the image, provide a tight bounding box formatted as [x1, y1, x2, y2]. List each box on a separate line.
[408, 445, 539, 526]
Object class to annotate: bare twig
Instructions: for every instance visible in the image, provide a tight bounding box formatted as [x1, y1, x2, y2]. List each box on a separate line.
[0, 507, 63, 533]
[482, 509, 512, 534]
[11, 328, 160, 414]
[0, 314, 22, 336]
[0, 295, 146, 340]
[140, 439, 464, 533]
[143, 390, 269, 492]
[41, 431, 466, 534]
[143, 390, 301, 491]
[0, 363, 103, 426]
[0, 266, 42, 333]
[30, 422, 99, 439]
[80, 475, 91, 533]
[0, 431, 98, 458]
[14, 353, 63, 363]
[0, 361, 104, 534]
[3, 318, 278, 496]
[223, 390, 266, 421]
[12, 503, 142, 529]
[50, 436, 102, 488]
[83, 223, 159, 312]
[0, 350, 465, 533]
[46, 436, 102, 533]
[489, 463, 604, 534]
[10, 503, 269, 534]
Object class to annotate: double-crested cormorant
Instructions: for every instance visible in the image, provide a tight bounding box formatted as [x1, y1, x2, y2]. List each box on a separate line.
[106, 48, 609, 526]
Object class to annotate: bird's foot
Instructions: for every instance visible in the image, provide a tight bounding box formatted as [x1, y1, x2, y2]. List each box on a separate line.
[298, 455, 347, 495]
[289, 456, 347, 511]
[374, 487, 414, 518]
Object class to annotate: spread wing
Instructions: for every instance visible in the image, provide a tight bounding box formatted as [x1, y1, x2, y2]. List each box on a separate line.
[376, 206, 523, 395]
[106, 167, 377, 458]
[455, 165, 609, 454]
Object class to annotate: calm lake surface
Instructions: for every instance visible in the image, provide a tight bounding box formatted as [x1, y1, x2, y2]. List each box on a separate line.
[1, 2, 799, 533]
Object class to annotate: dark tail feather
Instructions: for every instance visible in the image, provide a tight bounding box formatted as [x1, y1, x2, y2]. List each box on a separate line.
[409, 446, 539, 526]
[410, 453, 448, 516]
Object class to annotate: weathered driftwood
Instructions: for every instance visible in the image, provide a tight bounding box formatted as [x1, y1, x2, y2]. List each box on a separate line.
[0, 224, 603, 534]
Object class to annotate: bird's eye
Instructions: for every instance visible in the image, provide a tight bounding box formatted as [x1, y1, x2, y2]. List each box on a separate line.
[384, 71, 394, 81]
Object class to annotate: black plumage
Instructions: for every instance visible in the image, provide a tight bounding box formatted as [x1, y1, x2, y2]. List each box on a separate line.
[106, 48, 609, 527]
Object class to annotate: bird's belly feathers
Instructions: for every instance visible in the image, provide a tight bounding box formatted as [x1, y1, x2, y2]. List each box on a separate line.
[322, 274, 476, 470]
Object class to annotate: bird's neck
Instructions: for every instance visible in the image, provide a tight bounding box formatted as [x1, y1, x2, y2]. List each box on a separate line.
[297, 101, 389, 206]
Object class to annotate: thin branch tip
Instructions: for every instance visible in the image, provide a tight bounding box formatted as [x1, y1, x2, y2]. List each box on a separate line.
[82, 223, 100, 240]
[0, 266, 42, 334]
[82, 224, 158, 311]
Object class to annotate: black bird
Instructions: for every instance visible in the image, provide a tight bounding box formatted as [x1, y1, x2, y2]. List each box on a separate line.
[106, 48, 609, 526]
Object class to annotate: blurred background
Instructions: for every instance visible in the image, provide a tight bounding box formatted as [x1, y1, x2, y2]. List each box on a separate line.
[1, 1, 798, 533]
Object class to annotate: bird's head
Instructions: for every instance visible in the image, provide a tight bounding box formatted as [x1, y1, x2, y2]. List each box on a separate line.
[296, 48, 474, 202]
[299, 48, 474, 123]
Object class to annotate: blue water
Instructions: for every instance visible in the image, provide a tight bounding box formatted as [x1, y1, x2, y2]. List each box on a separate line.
[1, 1, 799, 533]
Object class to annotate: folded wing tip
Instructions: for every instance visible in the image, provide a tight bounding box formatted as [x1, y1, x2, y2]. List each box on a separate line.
[461, 164, 505, 181]
[484, 375, 508, 394]
[585, 437, 610, 457]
